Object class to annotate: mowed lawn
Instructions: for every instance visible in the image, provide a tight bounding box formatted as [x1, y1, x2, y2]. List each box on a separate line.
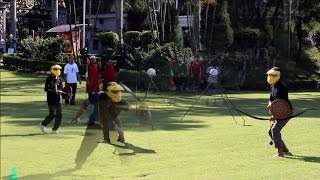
[1, 69, 320, 179]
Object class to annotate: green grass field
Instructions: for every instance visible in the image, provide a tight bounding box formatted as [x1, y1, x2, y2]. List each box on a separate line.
[1, 69, 320, 179]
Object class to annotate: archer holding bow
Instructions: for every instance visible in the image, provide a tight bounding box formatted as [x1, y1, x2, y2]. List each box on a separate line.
[266, 67, 293, 157]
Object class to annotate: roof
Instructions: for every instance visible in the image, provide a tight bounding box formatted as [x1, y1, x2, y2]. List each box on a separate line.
[46, 24, 87, 33]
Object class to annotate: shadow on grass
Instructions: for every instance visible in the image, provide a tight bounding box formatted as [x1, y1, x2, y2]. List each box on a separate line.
[0, 133, 43, 137]
[285, 154, 320, 163]
[1, 100, 209, 131]
[111, 141, 156, 156]
[74, 126, 156, 170]
[74, 125, 101, 169]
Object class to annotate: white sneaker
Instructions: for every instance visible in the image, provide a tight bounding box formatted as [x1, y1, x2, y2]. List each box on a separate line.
[39, 123, 47, 134]
[52, 131, 60, 135]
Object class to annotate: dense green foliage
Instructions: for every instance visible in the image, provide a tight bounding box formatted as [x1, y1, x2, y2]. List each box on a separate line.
[235, 28, 263, 49]
[19, 37, 69, 62]
[309, 28, 320, 51]
[123, 31, 141, 47]
[96, 31, 120, 48]
[211, 0, 233, 51]
[2, 54, 87, 74]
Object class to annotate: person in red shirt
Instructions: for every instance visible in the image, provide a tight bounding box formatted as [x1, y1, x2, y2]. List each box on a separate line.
[103, 60, 116, 91]
[189, 56, 202, 90]
[87, 56, 100, 94]
[72, 56, 100, 126]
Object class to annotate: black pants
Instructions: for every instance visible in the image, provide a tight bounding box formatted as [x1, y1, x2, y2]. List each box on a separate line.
[42, 104, 62, 131]
[268, 119, 290, 149]
[65, 83, 77, 105]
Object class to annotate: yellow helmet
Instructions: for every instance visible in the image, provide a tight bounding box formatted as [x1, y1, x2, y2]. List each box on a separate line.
[266, 67, 280, 85]
[106, 82, 124, 102]
[51, 64, 62, 77]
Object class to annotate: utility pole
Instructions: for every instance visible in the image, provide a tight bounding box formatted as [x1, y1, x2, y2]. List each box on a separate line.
[0, 1, 7, 52]
[82, 0, 86, 49]
[52, 0, 58, 26]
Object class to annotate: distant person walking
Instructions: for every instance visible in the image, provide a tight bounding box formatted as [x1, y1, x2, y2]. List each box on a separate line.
[39, 65, 64, 134]
[64, 56, 81, 105]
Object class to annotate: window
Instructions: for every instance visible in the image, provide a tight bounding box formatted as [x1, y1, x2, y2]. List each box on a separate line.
[99, 19, 103, 25]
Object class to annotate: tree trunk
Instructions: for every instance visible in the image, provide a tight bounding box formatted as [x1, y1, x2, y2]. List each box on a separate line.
[296, 19, 302, 61]
[152, 0, 160, 43]
[193, 0, 201, 53]
[204, 3, 209, 53]
[209, 4, 217, 53]
[161, 0, 168, 43]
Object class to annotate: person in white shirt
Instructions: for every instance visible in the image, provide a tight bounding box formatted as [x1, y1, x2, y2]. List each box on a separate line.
[64, 56, 81, 105]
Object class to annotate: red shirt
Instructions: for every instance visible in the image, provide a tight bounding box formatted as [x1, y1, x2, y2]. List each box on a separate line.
[87, 62, 99, 93]
[103, 64, 115, 83]
[190, 60, 202, 74]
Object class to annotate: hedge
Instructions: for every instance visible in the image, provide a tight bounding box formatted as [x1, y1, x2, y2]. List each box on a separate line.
[116, 69, 172, 91]
[2, 54, 87, 75]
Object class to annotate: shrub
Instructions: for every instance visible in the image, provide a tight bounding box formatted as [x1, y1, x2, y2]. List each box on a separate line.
[140, 30, 157, 49]
[3, 54, 62, 72]
[123, 31, 141, 48]
[309, 28, 320, 51]
[235, 27, 263, 48]
[287, 80, 318, 90]
[3, 54, 87, 75]
[19, 37, 69, 62]
[96, 31, 119, 48]
[116, 69, 171, 90]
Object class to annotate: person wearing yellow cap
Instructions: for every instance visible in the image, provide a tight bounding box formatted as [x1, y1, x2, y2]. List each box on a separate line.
[39, 65, 64, 134]
[98, 82, 127, 143]
[71, 82, 127, 143]
[266, 67, 293, 157]
[71, 81, 151, 143]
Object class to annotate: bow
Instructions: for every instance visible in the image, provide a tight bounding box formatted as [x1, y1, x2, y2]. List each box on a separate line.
[231, 108, 316, 121]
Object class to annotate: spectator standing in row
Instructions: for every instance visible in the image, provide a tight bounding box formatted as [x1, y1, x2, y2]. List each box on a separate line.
[64, 56, 81, 105]
[86, 56, 100, 125]
[103, 60, 116, 91]
[189, 55, 202, 90]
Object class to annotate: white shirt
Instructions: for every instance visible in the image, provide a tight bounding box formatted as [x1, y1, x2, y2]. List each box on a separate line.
[64, 63, 79, 83]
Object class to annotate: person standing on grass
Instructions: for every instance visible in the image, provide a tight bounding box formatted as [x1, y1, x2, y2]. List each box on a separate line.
[64, 56, 81, 105]
[71, 56, 100, 126]
[102, 59, 116, 91]
[189, 55, 202, 90]
[71, 82, 151, 143]
[266, 67, 293, 157]
[39, 65, 64, 134]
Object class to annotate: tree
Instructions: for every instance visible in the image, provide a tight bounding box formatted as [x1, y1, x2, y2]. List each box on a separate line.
[309, 29, 320, 51]
[210, 0, 233, 52]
